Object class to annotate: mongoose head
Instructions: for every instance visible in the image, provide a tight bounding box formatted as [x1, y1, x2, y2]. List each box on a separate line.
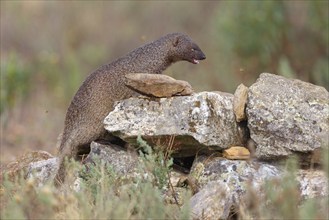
[170, 33, 206, 64]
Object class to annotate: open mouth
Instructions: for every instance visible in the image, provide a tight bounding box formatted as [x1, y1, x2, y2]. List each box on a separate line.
[192, 59, 200, 64]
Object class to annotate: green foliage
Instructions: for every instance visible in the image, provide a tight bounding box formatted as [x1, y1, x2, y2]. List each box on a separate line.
[79, 157, 116, 200]
[214, 0, 286, 90]
[219, 1, 285, 64]
[278, 55, 296, 79]
[263, 157, 300, 219]
[312, 58, 329, 89]
[0, 53, 32, 114]
[214, 1, 328, 90]
[32, 50, 85, 104]
[137, 135, 174, 189]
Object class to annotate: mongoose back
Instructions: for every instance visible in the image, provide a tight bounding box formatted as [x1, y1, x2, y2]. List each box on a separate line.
[55, 33, 206, 185]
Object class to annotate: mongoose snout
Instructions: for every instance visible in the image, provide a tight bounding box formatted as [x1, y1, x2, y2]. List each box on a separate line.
[171, 35, 206, 64]
[55, 32, 206, 186]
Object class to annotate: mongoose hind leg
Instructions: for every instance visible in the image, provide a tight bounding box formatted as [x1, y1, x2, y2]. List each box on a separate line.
[55, 135, 96, 186]
[55, 142, 78, 187]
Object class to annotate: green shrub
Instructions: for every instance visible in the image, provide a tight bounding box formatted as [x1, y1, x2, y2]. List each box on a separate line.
[0, 53, 32, 115]
[137, 135, 174, 189]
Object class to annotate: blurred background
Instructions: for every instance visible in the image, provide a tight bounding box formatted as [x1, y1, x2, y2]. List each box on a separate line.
[1, 1, 328, 165]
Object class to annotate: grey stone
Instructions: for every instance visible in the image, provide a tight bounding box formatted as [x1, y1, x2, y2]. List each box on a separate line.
[191, 156, 282, 190]
[26, 157, 59, 187]
[104, 92, 248, 156]
[297, 169, 328, 199]
[190, 181, 232, 220]
[83, 141, 140, 176]
[246, 73, 329, 160]
[189, 157, 281, 220]
[189, 156, 328, 219]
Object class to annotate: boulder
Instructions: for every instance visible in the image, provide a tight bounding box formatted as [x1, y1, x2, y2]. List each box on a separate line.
[104, 92, 249, 156]
[246, 73, 329, 160]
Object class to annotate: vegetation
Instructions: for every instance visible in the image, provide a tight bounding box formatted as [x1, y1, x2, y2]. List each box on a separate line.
[1, 140, 328, 219]
[0, 137, 189, 219]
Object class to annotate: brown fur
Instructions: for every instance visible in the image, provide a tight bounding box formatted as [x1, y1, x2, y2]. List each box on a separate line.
[55, 33, 206, 185]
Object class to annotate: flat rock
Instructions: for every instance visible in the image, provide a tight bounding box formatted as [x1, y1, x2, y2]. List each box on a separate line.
[246, 73, 329, 161]
[104, 92, 249, 156]
[125, 73, 193, 97]
[223, 146, 250, 160]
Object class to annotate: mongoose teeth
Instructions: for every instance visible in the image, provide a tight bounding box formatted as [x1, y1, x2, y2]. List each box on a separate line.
[193, 59, 200, 64]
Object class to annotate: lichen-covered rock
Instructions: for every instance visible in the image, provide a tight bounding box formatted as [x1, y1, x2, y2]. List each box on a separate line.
[246, 73, 329, 160]
[297, 169, 328, 199]
[190, 156, 282, 190]
[189, 157, 281, 220]
[83, 141, 140, 176]
[189, 156, 328, 219]
[190, 181, 232, 220]
[104, 92, 248, 156]
[26, 158, 59, 187]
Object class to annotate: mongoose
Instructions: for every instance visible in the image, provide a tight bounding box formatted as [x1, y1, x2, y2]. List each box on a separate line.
[55, 33, 206, 185]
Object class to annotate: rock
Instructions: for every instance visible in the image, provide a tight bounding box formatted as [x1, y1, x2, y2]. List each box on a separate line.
[223, 146, 250, 160]
[246, 73, 329, 161]
[2, 151, 55, 183]
[190, 156, 282, 190]
[190, 181, 232, 220]
[83, 141, 140, 176]
[125, 73, 194, 97]
[189, 156, 328, 219]
[189, 156, 282, 219]
[26, 158, 59, 187]
[297, 169, 328, 199]
[233, 83, 249, 122]
[104, 92, 249, 157]
[163, 171, 190, 206]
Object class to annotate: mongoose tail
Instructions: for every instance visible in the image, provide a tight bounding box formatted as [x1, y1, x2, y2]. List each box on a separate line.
[55, 33, 206, 186]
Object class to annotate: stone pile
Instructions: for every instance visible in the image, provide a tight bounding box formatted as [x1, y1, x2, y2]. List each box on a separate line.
[22, 73, 329, 219]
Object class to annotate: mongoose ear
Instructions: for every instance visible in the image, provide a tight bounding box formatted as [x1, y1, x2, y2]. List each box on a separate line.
[173, 36, 181, 47]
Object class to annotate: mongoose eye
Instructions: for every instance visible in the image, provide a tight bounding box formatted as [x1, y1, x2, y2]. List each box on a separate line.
[191, 48, 195, 52]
